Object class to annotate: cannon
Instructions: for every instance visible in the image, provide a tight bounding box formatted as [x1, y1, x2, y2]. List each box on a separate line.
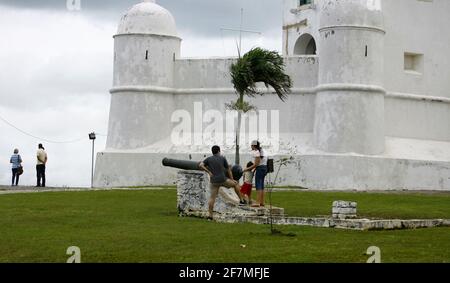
[162, 158, 243, 181]
[162, 158, 201, 171]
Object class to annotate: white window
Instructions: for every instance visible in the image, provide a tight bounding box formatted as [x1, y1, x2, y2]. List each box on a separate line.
[404, 52, 424, 74]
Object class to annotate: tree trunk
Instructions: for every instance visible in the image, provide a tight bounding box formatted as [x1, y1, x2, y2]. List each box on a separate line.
[235, 110, 242, 165]
[235, 94, 244, 165]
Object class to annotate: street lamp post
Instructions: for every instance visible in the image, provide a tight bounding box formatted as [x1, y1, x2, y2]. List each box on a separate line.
[89, 132, 96, 188]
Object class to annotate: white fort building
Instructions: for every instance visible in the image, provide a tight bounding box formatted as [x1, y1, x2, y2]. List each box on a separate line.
[94, 0, 450, 190]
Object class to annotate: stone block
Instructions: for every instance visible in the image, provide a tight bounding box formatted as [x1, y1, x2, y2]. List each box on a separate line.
[332, 213, 357, 220]
[332, 207, 357, 214]
[332, 200, 358, 219]
[332, 200, 357, 208]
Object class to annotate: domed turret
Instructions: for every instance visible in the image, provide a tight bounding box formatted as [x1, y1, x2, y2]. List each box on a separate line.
[117, 0, 178, 37]
[319, 0, 384, 30]
[313, 0, 386, 155]
[318, 0, 385, 86]
[107, 0, 181, 150]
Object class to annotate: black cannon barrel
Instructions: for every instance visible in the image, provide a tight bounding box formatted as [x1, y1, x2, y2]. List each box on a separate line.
[162, 158, 201, 171]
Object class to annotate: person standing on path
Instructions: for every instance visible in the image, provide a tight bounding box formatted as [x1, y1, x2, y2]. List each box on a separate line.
[10, 148, 22, 186]
[36, 143, 48, 187]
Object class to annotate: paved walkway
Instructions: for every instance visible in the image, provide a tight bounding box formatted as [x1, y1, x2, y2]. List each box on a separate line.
[0, 185, 448, 196]
[0, 186, 174, 195]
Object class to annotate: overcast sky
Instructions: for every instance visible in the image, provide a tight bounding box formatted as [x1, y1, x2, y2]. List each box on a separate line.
[0, 0, 284, 187]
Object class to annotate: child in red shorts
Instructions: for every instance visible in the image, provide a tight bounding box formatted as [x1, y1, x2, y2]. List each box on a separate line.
[240, 161, 254, 204]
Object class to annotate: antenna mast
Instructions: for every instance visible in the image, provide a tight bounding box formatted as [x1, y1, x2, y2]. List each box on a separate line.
[220, 8, 262, 55]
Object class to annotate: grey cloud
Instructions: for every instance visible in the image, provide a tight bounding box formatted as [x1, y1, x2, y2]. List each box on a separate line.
[163, 0, 283, 36]
[0, 0, 283, 36]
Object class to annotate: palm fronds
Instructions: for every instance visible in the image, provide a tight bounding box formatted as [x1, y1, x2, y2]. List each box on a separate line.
[230, 47, 292, 101]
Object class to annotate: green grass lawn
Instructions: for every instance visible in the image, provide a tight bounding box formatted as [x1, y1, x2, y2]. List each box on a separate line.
[0, 189, 449, 263]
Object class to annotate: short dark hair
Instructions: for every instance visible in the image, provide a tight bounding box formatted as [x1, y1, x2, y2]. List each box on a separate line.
[253, 141, 261, 151]
[246, 161, 254, 168]
[38, 143, 43, 149]
[212, 145, 221, 155]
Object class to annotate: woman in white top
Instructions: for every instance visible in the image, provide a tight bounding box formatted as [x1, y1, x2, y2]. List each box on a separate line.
[243, 140, 268, 207]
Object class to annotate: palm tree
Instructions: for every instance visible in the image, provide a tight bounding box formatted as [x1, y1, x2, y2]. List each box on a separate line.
[228, 47, 292, 165]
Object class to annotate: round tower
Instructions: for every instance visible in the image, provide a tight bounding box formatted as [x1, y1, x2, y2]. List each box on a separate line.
[107, 0, 181, 150]
[313, 0, 385, 155]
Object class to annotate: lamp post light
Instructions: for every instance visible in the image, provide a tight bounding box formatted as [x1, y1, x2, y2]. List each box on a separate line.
[89, 132, 96, 188]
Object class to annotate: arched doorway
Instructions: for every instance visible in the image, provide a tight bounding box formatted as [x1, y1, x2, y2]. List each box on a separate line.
[294, 33, 317, 55]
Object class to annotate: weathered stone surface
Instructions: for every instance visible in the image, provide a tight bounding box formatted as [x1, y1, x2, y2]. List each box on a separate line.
[332, 200, 358, 219]
[332, 207, 357, 214]
[177, 171, 209, 212]
[332, 201, 357, 208]
[400, 219, 443, 229]
[332, 213, 357, 220]
[366, 220, 403, 230]
[182, 207, 450, 231]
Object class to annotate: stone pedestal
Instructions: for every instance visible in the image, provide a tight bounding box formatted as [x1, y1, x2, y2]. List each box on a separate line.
[332, 201, 357, 219]
[176, 170, 284, 218]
